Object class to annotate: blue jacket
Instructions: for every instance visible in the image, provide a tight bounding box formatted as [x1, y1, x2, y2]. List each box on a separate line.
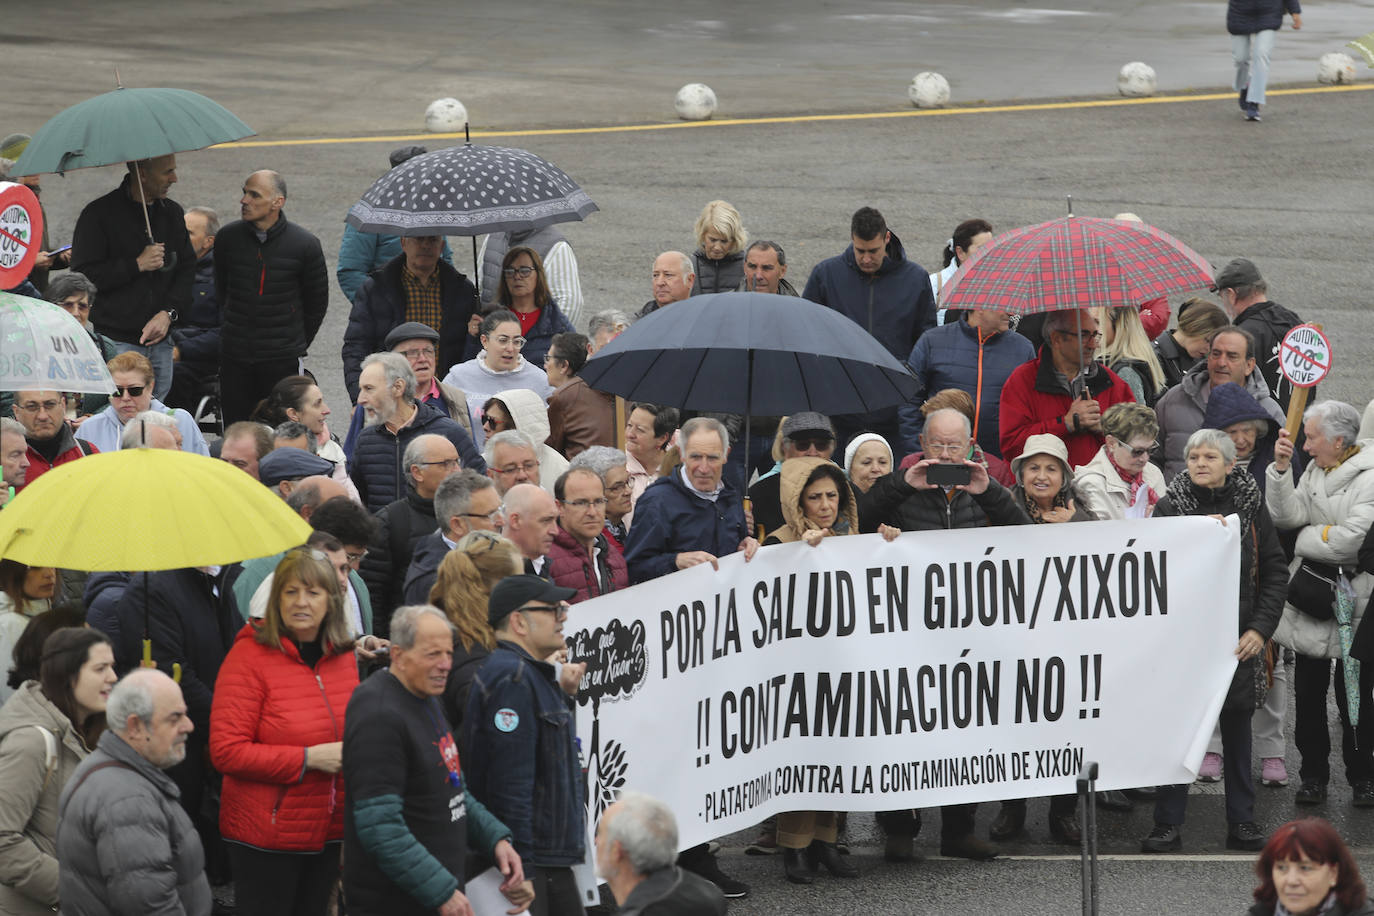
[800, 229, 937, 363]
[342, 255, 478, 401]
[899, 318, 1035, 458]
[462, 300, 575, 369]
[1228, 0, 1300, 35]
[1200, 380, 1302, 497]
[335, 223, 453, 305]
[624, 469, 749, 584]
[349, 400, 485, 511]
[75, 398, 210, 456]
[463, 642, 586, 866]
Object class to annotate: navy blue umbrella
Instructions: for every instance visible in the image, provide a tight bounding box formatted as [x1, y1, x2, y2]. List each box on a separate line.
[581, 291, 917, 470]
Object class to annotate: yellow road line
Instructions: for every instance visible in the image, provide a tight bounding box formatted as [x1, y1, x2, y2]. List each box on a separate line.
[216, 83, 1374, 150]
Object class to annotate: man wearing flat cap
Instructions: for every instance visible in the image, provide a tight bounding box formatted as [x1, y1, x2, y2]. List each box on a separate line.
[465, 575, 588, 916]
[257, 446, 337, 500]
[1211, 258, 1308, 412]
[746, 412, 837, 538]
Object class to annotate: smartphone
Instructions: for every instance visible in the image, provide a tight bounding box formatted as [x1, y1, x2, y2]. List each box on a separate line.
[927, 463, 972, 488]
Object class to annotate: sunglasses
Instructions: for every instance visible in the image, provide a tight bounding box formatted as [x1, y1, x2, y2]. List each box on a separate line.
[113, 385, 147, 398]
[789, 435, 833, 451]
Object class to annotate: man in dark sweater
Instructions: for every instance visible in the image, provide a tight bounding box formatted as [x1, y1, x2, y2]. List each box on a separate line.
[214, 170, 328, 424]
[70, 155, 195, 402]
[1211, 258, 1308, 413]
[344, 604, 530, 916]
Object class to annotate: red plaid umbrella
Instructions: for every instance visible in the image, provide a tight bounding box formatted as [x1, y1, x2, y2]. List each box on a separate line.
[937, 216, 1213, 314]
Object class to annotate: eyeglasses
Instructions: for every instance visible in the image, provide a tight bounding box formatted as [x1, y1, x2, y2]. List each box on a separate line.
[563, 497, 608, 510]
[344, 548, 368, 565]
[396, 346, 435, 360]
[502, 266, 536, 279]
[417, 457, 461, 469]
[605, 480, 630, 495]
[481, 415, 502, 429]
[924, 441, 971, 457]
[495, 460, 540, 476]
[113, 385, 147, 398]
[15, 399, 61, 414]
[521, 602, 569, 620]
[789, 435, 833, 451]
[1057, 330, 1103, 343]
[487, 335, 526, 349]
[463, 508, 505, 524]
[1110, 437, 1156, 459]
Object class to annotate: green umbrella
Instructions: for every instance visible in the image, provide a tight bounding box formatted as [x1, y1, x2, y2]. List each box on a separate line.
[1336, 576, 1361, 727]
[11, 87, 254, 178]
[1349, 30, 1374, 67]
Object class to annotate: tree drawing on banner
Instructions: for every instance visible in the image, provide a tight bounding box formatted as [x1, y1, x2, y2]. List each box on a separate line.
[569, 618, 648, 821]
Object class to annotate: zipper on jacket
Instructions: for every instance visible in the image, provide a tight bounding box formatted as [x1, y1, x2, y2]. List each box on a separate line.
[315, 672, 342, 813]
[257, 250, 265, 296]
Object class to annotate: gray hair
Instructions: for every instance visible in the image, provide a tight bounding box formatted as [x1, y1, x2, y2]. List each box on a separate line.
[587, 310, 632, 339]
[0, 417, 25, 438]
[257, 169, 287, 199]
[361, 351, 416, 401]
[186, 205, 220, 237]
[120, 411, 179, 449]
[273, 420, 316, 453]
[570, 445, 628, 478]
[680, 416, 729, 453]
[606, 790, 679, 874]
[1183, 427, 1237, 465]
[434, 469, 494, 533]
[657, 250, 693, 278]
[389, 604, 454, 650]
[403, 433, 450, 477]
[285, 479, 326, 515]
[1305, 400, 1362, 448]
[482, 429, 537, 466]
[45, 272, 98, 307]
[1042, 309, 1090, 343]
[745, 240, 787, 267]
[922, 407, 973, 439]
[106, 671, 158, 732]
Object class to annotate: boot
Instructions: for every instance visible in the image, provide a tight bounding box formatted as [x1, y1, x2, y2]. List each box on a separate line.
[806, 840, 858, 878]
[782, 847, 817, 885]
[990, 801, 1026, 841]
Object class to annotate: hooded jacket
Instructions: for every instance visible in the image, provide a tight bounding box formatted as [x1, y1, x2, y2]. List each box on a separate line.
[442, 354, 552, 449]
[1154, 363, 1284, 479]
[801, 230, 937, 364]
[690, 249, 745, 297]
[1267, 442, 1374, 659]
[215, 212, 329, 362]
[350, 399, 485, 512]
[493, 387, 569, 491]
[546, 525, 628, 603]
[1228, 0, 1301, 35]
[763, 457, 859, 545]
[210, 622, 358, 853]
[999, 346, 1137, 466]
[342, 255, 478, 401]
[0, 682, 92, 915]
[900, 317, 1037, 458]
[1200, 380, 1297, 496]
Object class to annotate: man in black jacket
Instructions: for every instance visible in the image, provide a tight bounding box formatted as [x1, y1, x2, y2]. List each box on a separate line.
[70, 155, 195, 403]
[166, 206, 220, 411]
[215, 170, 328, 424]
[1211, 258, 1307, 413]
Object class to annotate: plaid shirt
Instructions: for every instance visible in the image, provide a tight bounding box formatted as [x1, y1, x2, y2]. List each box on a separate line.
[401, 266, 443, 331]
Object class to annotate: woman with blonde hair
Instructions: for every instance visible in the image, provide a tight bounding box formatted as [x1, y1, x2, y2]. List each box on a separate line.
[432, 531, 523, 733]
[691, 200, 748, 295]
[1154, 298, 1231, 389]
[1090, 305, 1167, 406]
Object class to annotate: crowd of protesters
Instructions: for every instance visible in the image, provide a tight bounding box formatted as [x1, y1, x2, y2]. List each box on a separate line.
[2, 134, 1374, 915]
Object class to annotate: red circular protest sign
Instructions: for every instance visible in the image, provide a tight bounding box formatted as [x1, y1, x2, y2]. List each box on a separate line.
[1278, 324, 1332, 389]
[0, 182, 42, 290]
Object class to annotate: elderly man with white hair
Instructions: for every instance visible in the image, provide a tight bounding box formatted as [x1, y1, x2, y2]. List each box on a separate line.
[350, 351, 484, 511]
[1, 417, 30, 506]
[57, 669, 209, 916]
[119, 411, 182, 450]
[587, 310, 632, 353]
[637, 252, 694, 319]
[596, 790, 725, 915]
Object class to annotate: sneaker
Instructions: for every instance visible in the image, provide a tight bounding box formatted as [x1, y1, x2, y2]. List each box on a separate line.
[679, 846, 749, 899]
[1261, 757, 1289, 787]
[1227, 821, 1266, 851]
[1198, 752, 1223, 783]
[1140, 823, 1182, 853]
[1245, 102, 1262, 121]
[1353, 781, 1374, 808]
[744, 821, 778, 856]
[1295, 780, 1327, 805]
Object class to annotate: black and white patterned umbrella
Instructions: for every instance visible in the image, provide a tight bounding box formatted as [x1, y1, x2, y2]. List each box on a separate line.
[345, 143, 599, 237]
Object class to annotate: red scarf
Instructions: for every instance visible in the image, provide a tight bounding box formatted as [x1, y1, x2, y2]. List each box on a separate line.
[1105, 447, 1159, 510]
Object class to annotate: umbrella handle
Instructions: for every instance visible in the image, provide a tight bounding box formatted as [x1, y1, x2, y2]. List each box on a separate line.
[141, 638, 155, 669]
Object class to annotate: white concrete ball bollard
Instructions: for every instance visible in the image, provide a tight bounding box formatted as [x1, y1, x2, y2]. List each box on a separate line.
[424, 98, 468, 132]
[908, 72, 950, 109]
[1117, 62, 1157, 97]
[674, 84, 718, 121]
[1317, 52, 1357, 85]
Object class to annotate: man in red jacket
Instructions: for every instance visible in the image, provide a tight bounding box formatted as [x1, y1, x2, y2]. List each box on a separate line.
[10, 390, 97, 490]
[547, 467, 627, 602]
[999, 309, 1136, 467]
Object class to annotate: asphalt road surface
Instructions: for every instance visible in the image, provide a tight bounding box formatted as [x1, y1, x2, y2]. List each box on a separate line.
[8, 3, 1374, 913]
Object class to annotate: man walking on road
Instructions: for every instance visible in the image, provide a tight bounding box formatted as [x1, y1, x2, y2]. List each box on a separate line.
[215, 170, 329, 424]
[1229, 0, 1302, 121]
[71, 154, 195, 402]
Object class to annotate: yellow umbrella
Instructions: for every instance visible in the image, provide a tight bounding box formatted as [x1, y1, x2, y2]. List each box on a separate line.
[0, 448, 311, 569]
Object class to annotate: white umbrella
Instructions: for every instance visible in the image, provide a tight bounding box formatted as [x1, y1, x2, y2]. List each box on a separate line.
[0, 291, 115, 394]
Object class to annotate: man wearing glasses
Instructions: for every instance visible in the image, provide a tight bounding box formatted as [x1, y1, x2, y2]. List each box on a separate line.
[402, 470, 504, 606]
[546, 467, 627, 602]
[999, 308, 1137, 466]
[342, 238, 477, 404]
[9, 390, 97, 491]
[465, 574, 588, 916]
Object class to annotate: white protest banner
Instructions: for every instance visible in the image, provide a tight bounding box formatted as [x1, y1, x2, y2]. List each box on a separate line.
[567, 515, 1239, 850]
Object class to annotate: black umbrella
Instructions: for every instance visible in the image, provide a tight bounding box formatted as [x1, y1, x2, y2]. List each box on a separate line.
[580, 291, 918, 473]
[345, 127, 598, 294]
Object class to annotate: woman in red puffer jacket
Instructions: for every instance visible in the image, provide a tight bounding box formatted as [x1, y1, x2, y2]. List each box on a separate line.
[210, 549, 360, 916]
